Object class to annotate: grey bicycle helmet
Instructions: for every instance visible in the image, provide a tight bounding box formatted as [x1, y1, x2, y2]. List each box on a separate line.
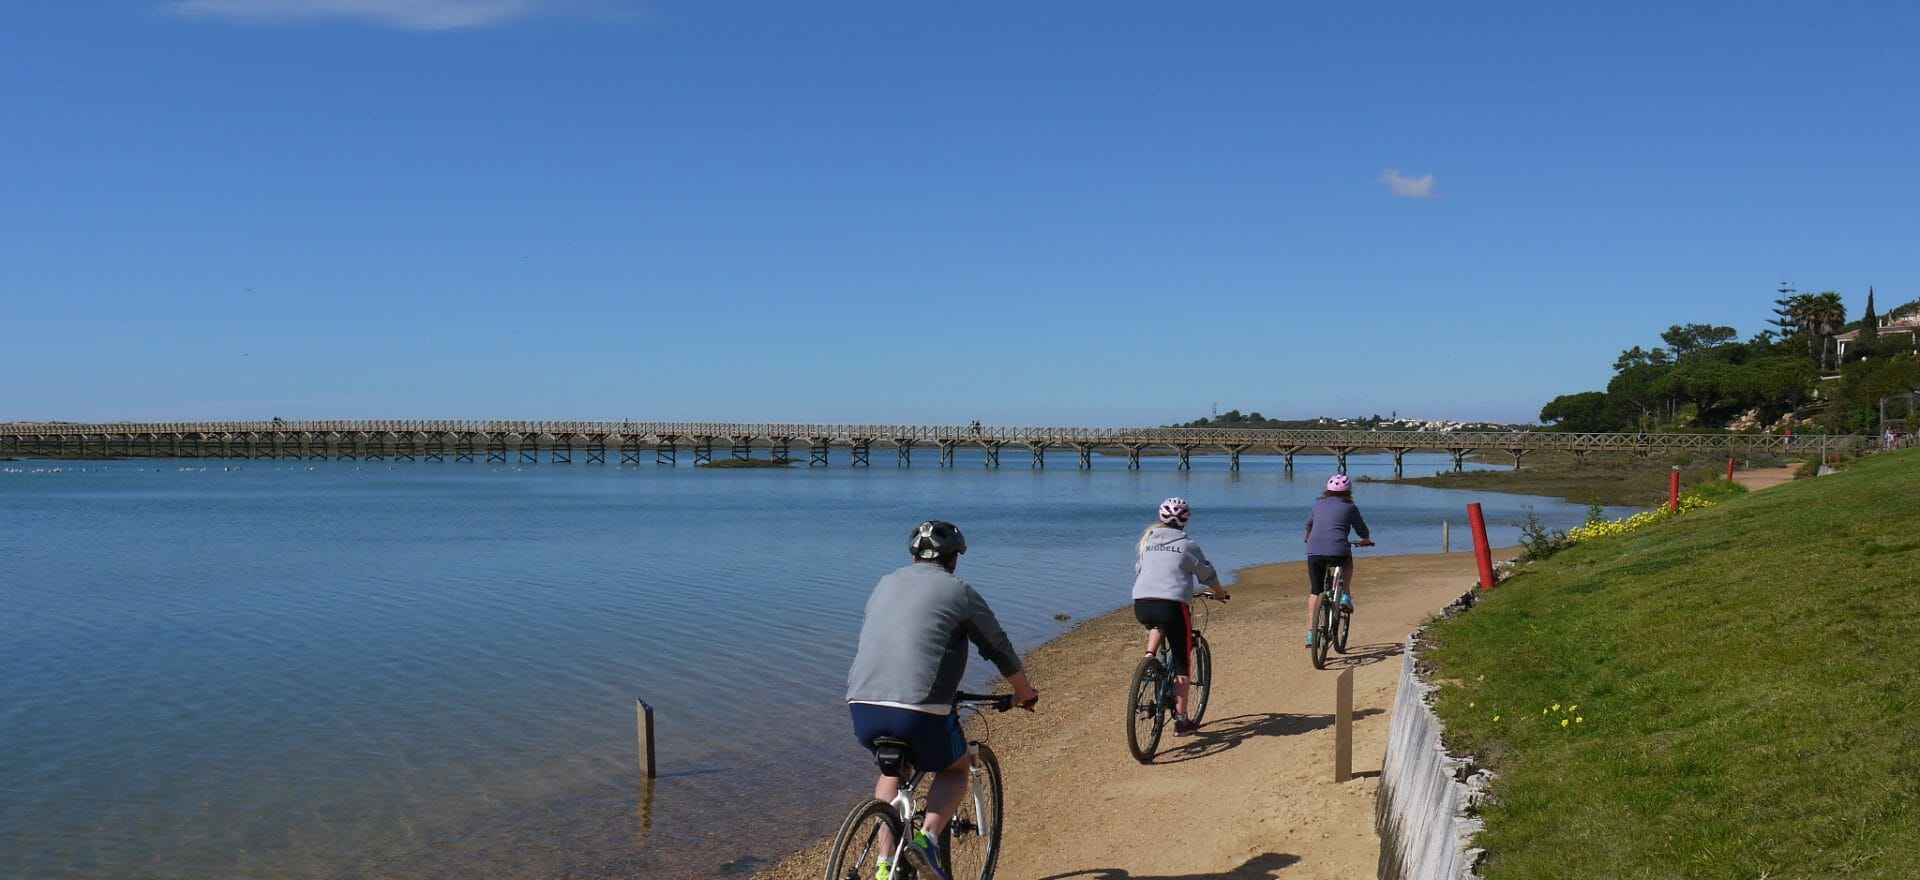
[909, 520, 968, 559]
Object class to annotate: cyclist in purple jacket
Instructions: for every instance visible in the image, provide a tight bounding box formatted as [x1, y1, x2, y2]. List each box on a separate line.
[1304, 474, 1373, 647]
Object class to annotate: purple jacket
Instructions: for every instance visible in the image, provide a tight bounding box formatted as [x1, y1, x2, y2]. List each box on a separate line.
[1304, 496, 1370, 557]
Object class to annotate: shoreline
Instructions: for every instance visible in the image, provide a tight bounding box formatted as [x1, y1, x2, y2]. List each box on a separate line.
[753, 546, 1516, 879]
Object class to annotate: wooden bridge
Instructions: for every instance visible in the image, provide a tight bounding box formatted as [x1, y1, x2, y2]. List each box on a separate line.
[0, 421, 1868, 474]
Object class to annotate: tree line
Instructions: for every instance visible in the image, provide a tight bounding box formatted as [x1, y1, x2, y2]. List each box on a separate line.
[1539, 287, 1920, 435]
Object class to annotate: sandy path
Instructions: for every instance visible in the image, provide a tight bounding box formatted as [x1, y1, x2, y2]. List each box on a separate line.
[1731, 465, 1798, 491]
[757, 549, 1508, 880]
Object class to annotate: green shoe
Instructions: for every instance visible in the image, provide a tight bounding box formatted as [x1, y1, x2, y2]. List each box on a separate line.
[906, 830, 950, 880]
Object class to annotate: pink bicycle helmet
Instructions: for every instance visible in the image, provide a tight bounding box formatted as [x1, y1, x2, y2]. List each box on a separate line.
[1326, 474, 1352, 493]
[1158, 497, 1192, 526]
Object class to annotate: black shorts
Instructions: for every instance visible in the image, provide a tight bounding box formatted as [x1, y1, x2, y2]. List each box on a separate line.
[1134, 598, 1193, 677]
[1307, 554, 1353, 596]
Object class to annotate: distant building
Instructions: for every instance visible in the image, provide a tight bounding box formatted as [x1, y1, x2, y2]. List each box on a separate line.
[1834, 309, 1920, 361]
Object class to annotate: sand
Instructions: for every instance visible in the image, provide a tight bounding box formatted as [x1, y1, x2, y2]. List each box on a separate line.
[755, 548, 1513, 880]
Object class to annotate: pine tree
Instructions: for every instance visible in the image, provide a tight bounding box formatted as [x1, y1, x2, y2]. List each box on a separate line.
[1854, 286, 1881, 362]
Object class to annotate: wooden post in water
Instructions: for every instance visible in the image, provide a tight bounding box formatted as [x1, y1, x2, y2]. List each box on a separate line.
[1442, 520, 1451, 553]
[637, 698, 657, 779]
[1334, 668, 1354, 782]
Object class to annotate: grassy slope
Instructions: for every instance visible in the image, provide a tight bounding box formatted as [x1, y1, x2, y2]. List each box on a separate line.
[1423, 449, 1920, 879]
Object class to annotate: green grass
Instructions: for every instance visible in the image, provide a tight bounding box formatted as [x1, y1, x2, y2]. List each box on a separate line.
[1423, 449, 1920, 879]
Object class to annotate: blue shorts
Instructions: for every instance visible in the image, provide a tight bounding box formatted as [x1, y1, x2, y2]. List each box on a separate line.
[849, 703, 966, 771]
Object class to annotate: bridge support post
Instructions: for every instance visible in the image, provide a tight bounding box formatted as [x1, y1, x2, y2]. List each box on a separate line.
[487, 436, 507, 463]
[1335, 449, 1350, 474]
[850, 440, 871, 467]
[396, 435, 416, 462]
[426, 438, 446, 462]
[1226, 444, 1247, 471]
[1507, 448, 1526, 470]
[895, 440, 913, 467]
[691, 438, 714, 465]
[770, 438, 792, 463]
[939, 442, 956, 467]
[982, 442, 1002, 468]
[1391, 449, 1406, 477]
[1449, 449, 1467, 472]
[456, 436, 476, 463]
[1076, 444, 1094, 469]
[1030, 444, 1046, 469]
[1126, 444, 1143, 470]
[810, 441, 830, 466]
[730, 439, 751, 461]
[546, 438, 570, 464]
[518, 436, 538, 464]
[656, 439, 677, 466]
[1177, 444, 1194, 470]
[586, 437, 607, 464]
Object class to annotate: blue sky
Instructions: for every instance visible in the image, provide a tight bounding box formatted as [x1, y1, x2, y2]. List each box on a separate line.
[4, 1, 1915, 425]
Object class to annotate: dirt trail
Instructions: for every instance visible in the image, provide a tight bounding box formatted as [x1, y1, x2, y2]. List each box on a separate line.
[1731, 465, 1798, 491]
[757, 549, 1509, 880]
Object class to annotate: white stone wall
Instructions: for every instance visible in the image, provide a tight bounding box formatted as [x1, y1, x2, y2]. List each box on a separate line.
[1375, 636, 1492, 880]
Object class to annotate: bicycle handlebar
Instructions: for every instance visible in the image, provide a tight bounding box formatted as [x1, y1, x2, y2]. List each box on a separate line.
[953, 692, 1015, 712]
[1193, 589, 1228, 602]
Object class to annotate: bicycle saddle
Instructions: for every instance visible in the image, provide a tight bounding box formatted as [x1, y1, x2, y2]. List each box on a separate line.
[870, 737, 915, 779]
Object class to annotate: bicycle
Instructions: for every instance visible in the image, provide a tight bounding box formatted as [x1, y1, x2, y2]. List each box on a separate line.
[1124, 589, 1223, 763]
[824, 693, 1014, 880]
[1309, 541, 1370, 670]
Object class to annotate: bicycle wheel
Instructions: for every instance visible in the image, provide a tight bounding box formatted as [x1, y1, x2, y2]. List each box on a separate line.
[1187, 633, 1212, 725]
[942, 742, 1003, 880]
[823, 799, 904, 880]
[1310, 594, 1334, 670]
[1333, 602, 1352, 654]
[1125, 654, 1167, 763]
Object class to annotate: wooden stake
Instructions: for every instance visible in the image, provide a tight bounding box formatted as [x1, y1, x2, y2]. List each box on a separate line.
[1334, 668, 1354, 782]
[637, 698, 656, 779]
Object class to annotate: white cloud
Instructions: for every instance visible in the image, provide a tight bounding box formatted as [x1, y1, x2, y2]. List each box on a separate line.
[162, 0, 539, 31]
[1379, 169, 1439, 199]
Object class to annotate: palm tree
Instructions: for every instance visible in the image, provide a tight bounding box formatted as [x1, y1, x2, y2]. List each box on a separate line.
[1805, 291, 1847, 372]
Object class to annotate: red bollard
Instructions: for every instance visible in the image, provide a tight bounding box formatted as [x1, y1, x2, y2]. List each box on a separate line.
[1467, 502, 1496, 590]
[1726, 458, 1736, 481]
[1669, 468, 1681, 512]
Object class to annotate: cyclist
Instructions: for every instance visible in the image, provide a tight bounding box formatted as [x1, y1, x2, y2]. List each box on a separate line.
[1132, 497, 1229, 737]
[846, 520, 1039, 880]
[1304, 474, 1373, 648]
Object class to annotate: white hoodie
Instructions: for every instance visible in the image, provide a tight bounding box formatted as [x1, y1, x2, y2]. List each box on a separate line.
[1131, 526, 1221, 603]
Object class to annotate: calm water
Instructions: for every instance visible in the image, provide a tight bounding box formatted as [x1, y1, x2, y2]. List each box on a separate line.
[1, 453, 1615, 878]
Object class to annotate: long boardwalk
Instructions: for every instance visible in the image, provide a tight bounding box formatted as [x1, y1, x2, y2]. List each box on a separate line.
[0, 421, 1866, 473]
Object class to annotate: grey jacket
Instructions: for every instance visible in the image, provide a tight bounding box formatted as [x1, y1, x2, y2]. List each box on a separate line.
[1131, 526, 1222, 603]
[1305, 496, 1371, 557]
[846, 562, 1024, 706]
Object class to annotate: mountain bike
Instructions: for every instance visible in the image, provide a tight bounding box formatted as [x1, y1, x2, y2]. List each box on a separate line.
[1125, 590, 1223, 763]
[1309, 541, 1371, 670]
[824, 693, 1014, 880]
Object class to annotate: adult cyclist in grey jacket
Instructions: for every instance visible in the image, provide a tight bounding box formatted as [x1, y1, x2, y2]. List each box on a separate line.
[846, 521, 1038, 879]
[1131, 498, 1230, 736]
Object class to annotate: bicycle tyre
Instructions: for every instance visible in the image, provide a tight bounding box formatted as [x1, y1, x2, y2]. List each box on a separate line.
[1334, 603, 1352, 654]
[1187, 633, 1212, 725]
[941, 742, 1003, 880]
[1310, 594, 1334, 670]
[1125, 654, 1166, 763]
[823, 799, 903, 880]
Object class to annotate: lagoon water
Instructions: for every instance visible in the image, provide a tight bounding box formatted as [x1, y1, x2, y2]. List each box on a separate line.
[1, 453, 1617, 878]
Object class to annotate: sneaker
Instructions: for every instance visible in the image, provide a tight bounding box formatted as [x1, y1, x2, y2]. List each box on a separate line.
[905, 830, 949, 880]
[1173, 717, 1197, 737]
[1305, 631, 1316, 647]
[1340, 593, 1354, 611]
[873, 861, 892, 880]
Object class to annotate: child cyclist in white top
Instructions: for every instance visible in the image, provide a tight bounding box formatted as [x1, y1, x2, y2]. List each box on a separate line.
[1131, 498, 1230, 737]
